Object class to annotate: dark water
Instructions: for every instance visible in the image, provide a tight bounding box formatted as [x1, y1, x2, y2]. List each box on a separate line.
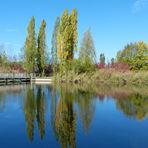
[0, 84, 148, 148]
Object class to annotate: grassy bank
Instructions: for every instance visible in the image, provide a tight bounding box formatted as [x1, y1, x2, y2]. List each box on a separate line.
[55, 69, 148, 86]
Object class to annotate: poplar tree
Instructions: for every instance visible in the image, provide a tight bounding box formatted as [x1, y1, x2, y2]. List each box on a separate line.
[37, 20, 46, 76]
[51, 17, 60, 75]
[57, 9, 78, 73]
[68, 9, 78, 60]
[78, 29, 96, 72]
[57, 8, 69, 70]
[79, 29, 96, 64]
[24, 16, 37, 73]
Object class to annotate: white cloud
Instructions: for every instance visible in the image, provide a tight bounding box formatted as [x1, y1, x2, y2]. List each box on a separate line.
[132, 0, 148, 13]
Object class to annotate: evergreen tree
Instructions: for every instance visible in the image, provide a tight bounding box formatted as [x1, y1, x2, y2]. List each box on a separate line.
[98, 53, 105, 69]
[98, 53, 105, 68]
[99, 53, 105, 64]
[51, 17, 60, 75]
[110, 58, 115, 68]
[111, 58, 115, 65]
[37, 20, 46, 76]
[24, 16, 37, 73]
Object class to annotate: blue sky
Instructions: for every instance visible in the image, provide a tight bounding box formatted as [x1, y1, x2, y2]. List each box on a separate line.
[0, 0, 148, 61]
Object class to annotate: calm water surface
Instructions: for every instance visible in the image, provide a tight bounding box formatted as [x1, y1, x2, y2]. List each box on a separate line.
[0, 84, 148, 148]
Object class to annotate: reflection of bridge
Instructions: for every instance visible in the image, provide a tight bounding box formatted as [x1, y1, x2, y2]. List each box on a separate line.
[0, 84, 28, 93]
[0, 73, 53, 85]
[31, 77, 53, 84]
[0, 73, 31, 85]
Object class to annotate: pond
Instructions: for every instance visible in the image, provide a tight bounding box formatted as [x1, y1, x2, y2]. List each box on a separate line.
[0, 84, 148, 148]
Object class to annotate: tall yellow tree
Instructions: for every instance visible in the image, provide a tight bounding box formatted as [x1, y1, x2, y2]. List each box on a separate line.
[57, 9, 78, 73]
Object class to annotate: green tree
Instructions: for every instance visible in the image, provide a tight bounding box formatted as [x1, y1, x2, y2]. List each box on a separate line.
[99, 53, 105, 64]
[98, 53, 105, 68]
[78, 29, 96, 72]
[0, 52, 7, 67]
[68, 9, 78, 60]
[51, 17, 60, 75]
[0, 45, 8, 68]
[57, 9, 69, 72]
[111, 58, 115, 65]
[37, 20, 46, 76]
[24, 16, 37, 73]
[117, 41, 148, 70]
[132, 46, 148, 70]
[57, 9, 78, 74]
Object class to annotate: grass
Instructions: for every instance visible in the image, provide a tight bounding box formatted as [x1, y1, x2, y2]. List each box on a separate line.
[55, 69, 148, 86]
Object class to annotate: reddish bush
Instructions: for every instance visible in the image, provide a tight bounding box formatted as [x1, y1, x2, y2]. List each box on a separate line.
[10, 63, 25, 73]
[97, 62, 129, 72]
[98, 63, 105, 69]
[109, 62, 129, 72]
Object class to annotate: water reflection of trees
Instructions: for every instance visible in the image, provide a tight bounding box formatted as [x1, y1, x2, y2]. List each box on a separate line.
[55, 87, 76, 148]
[0, 93, 5, 111]
[1, 83, 148, 145]
[0, 84, 95, 146]
[24, 88, 36, 142]
[24, 85, 46, 142]
[36, 86, 45, 139]
[116, 93, 148, 120]
[91, 84, 148, 121]
[76, 90, 96, 134]
[50, 84, 58, 139]
[21, 83, 148, 145]
[50, 84, 96, 147]
[0, 85, 26, 111]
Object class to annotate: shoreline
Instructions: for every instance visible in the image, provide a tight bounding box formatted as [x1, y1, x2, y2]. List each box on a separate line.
[55, 70, 148, 87]
[0, 70, 148, 87]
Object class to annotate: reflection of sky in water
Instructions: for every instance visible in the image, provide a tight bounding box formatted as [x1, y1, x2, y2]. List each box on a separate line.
[0, 84, 148, 148]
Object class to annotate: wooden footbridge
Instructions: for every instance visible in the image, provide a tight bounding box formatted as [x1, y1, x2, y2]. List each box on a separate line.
[0, 73, 31, 85]
[0, 73, 53, 85]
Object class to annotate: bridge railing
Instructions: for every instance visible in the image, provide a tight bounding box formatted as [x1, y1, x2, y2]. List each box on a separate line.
[0, 73, 34, 79]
